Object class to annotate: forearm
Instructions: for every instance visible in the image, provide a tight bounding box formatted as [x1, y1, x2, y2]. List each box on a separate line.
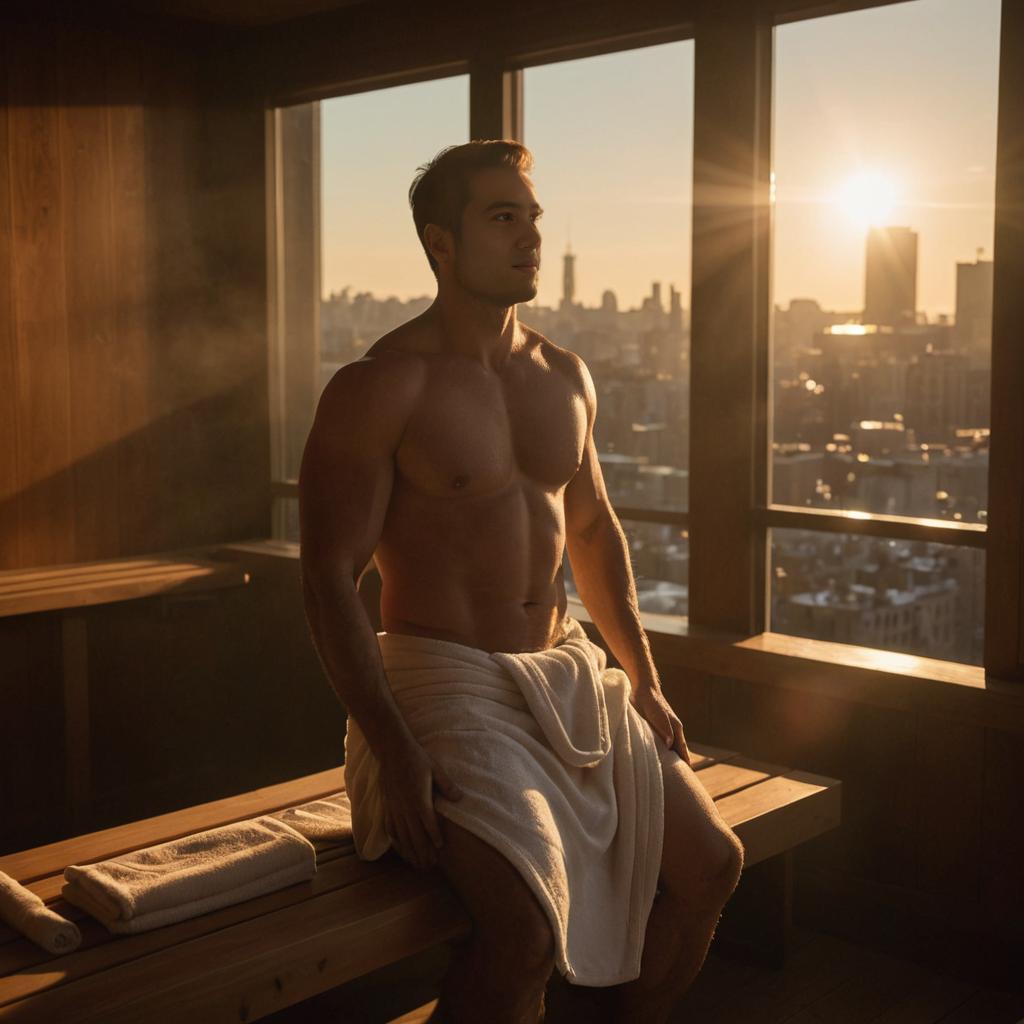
[302, 575, 416, 760]
[566, 512, 659, 692]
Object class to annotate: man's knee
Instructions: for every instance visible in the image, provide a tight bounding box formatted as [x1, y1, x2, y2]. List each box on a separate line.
[667, 823, 744, 912]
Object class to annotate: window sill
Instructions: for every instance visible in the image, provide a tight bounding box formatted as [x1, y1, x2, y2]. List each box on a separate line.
[567, 598, 1024, 734]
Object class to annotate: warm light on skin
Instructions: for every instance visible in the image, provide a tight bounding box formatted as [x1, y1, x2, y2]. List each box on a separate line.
[834, 170, 900, 231]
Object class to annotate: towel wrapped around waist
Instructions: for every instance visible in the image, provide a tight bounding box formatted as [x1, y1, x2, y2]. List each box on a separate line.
[343, 615, 665, 987]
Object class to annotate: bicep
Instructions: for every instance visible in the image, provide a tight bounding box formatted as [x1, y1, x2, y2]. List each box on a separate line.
[298, 361, 412, 593]
[563, 356, 610, 541]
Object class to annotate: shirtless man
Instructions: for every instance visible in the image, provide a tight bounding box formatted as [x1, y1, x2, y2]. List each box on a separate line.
[299, 140, 744, 1024]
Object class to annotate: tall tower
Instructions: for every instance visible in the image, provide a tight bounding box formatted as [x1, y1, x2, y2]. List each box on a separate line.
[863, 226, 917, 327]
[562, 244, 576, 309]
[953, 252, 993, 354]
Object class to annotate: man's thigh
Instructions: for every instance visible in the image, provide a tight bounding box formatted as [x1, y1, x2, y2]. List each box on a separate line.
[435, 813, 555, 956]
[656, 744, 744, 901]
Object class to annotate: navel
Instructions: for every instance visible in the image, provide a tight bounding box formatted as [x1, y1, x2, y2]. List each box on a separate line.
[452, 474, 469, 490]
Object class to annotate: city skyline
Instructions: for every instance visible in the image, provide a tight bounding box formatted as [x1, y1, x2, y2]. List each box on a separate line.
[320, 0, 1001, 320]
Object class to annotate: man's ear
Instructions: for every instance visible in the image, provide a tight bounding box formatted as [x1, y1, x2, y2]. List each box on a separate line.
[424, 223, 453, 267]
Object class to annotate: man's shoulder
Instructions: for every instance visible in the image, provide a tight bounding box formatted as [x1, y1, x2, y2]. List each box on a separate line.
[522, 326, 595, 405]
[319, 328, 428, 425]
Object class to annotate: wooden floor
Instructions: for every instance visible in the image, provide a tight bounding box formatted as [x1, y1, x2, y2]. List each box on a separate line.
[265, 925, 1024, 1023]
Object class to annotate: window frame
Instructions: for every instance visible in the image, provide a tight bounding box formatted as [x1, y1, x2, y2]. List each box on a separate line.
[267, 0, 1024, 688]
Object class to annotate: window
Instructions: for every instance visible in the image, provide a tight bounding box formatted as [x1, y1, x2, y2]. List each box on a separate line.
[767, 0, 1000, 664]
[520, 41, 694, 628]
[268, 76, 469, 542]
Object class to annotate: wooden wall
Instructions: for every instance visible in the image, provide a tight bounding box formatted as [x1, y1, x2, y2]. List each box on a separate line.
[0, 11, 271, 572]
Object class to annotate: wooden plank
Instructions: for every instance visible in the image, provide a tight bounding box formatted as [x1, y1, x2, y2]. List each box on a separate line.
[0, 768, 344, 884]
[0, 870, 470, 1024]
[718, 771, 842, 867]
[0, 29, 18, 571]
[7, 19, 76, 569]
[685, 741, 739, 770]
[0, 845, 372, 993]
[105, 40, 150, 557]
[695, 756, 778, 800]
[57, 22, 120, 563]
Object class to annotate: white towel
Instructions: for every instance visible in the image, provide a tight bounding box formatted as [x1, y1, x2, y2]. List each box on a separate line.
[343, 615, 665, 987]
[62, 816, 316, 934]
[0, 870, 81, 954]
[268, 793, 353, 843]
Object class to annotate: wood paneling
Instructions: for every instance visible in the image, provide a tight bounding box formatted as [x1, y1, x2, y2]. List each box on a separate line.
[7, 20, 76, 569]
[0, 15, 270, 572]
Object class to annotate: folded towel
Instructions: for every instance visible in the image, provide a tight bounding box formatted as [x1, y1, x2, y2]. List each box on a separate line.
[62, 816, 316, 935]
[0, 870, 81, 954]
[268, 793, 353, 843]
[343, 615, 665, 987]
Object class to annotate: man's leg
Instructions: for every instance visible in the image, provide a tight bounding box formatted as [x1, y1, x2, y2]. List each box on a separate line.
[608, 747, 745, 1023]
[427, 816, 557, 1024]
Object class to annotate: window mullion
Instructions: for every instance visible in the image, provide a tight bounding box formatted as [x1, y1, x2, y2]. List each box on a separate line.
[689, 11, 773, 636]
[986, 0, 1024, 681]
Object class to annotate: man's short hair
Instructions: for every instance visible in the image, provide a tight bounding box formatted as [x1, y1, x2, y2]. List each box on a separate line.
[409, 140, 534, 277]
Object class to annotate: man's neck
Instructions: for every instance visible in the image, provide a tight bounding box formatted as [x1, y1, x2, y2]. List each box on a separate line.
[426, 290, 524, 373]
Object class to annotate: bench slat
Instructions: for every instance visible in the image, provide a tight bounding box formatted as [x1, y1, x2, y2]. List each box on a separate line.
[717, 770, 842, 866]
[0, 769, 344, 884]
[0, 847, 400, 1005]
[0, 870, 470, 1023]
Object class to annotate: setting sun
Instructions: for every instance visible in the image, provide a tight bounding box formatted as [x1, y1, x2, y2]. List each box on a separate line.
[834, 170, 900, 231]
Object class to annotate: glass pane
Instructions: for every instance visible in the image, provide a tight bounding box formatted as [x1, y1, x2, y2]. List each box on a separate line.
[564, 519, 688, 634]
[771, 527, 984, 666]
[771, 1, 999, 525]
[522, 41, 694, 513]
[321, 76, 470, 392]
[272, 76, 468, 541]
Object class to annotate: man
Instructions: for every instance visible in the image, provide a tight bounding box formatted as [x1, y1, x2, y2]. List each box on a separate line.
[299, 140, 744, 1024]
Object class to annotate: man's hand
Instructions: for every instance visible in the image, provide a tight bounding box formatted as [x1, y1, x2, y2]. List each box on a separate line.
[379, 736, 464, 871]
[631, 682, 691, 765]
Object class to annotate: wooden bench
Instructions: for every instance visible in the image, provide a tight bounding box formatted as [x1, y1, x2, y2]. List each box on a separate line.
[0, 743, 840, 1022]
[0, 549, 252, 831]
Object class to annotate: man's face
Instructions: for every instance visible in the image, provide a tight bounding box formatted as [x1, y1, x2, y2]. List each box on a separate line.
[438, 165, 543, 306]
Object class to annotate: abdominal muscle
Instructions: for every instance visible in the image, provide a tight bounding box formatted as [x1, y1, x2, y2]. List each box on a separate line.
[374, 480, 571, 656]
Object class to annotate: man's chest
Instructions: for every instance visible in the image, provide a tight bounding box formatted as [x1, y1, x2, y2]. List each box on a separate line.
[395, 356, 588, 498]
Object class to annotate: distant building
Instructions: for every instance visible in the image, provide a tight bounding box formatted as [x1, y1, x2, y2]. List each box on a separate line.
[953, 255, 993, 355]
[561, 245, 576, 310]
[863, 226, 918, 327]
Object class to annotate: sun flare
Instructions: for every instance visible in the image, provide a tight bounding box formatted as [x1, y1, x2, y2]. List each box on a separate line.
[834, 170, 900, 231]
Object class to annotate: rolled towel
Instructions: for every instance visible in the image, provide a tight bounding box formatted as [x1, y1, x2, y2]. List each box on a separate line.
[268, 792, 353, 843]
[62, 816, 316, 935]
[0, 870, 82, 954]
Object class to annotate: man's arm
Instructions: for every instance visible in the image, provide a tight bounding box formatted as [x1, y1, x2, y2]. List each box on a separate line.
[298, 355, 421, 760]
[563, 355, 688, 757]
[563, 356, 657, 691]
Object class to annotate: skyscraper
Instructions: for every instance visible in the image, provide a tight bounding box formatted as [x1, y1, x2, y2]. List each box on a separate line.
[953, 254, 993, 355]
[863, 226, 918, 327]
[561, 244, 576, 310]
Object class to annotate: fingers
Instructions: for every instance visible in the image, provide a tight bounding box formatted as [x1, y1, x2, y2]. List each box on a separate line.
[433, 766, 465, 801]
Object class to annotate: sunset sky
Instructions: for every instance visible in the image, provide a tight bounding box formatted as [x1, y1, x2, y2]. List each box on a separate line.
[320, 0, 1001, 321]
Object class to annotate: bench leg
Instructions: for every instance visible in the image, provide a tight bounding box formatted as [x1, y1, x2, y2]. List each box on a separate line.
[711, 849, 793, 969]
